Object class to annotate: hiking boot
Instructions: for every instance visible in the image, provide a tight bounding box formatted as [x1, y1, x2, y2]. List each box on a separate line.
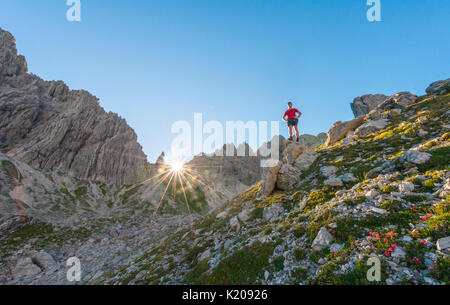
[296, 137, 300, 142]
[288, 137, 293, 141]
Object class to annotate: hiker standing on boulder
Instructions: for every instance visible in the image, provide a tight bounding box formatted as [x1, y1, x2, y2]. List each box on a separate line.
[282, 102, 302, 142]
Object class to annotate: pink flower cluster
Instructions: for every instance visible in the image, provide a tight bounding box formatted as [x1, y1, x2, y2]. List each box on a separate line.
[412, 257, 422, 264]
[385, 244, 398, 256]
[419, 240, 428, 246]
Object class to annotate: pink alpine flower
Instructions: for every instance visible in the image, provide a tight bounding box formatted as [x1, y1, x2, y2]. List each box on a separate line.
[384, 251, 390, 256]
[387, 231, 394, 237]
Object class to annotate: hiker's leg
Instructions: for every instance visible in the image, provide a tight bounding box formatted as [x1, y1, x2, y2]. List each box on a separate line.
[288, 125, 293, 138]
[294, 125, 300, 138]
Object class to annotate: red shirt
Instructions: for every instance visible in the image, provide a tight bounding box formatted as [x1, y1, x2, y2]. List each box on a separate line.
[284, 108, 301, 120]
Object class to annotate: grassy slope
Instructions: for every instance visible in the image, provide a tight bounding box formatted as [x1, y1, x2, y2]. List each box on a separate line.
[100, 93, 449, 285]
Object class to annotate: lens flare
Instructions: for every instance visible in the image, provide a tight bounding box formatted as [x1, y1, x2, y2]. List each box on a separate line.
[170, 160, 184, 173]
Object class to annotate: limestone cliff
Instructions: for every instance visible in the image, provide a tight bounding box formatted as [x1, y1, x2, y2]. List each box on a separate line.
[0, 28, 150, 185]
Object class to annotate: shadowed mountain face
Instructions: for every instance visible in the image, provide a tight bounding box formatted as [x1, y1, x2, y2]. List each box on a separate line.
[0, 28, 151, 185]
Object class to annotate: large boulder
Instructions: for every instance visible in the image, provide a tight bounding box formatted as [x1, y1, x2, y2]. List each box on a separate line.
[351, 94, 388, 118]
[354, 119, 389, 138]
[324, 117, 365, 147]
[436, 236, 450, 251]
[260, 143, 316, 195]
[293, 149, 318, 170]
[374, 92, 418, 112]
[312, 227, 334, 251]
[320, 166, 338, 178]
[12, 258, 41, 280]
[282, 142, 308, 164]
[32, 251, 57, 270]
[277, 164, 301, 190]
[260, 160, 282, 196]
[277, 144, 317, 191]
[350, 92, 418, 119]
[426, 79, 450, 96]
[402, 149, 431, 164]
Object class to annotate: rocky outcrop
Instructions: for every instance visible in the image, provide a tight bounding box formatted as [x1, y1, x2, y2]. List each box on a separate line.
[259, 142, 317, 195]
[426, 78, 450, 96]
[324, 117, 365, 147]
[327, 92, 418, 146]
[260, 160, 282, 197]
[351, 94, 388, 118]
[0, 29, 28, 83]
[0, 28, 150, 185]
[312, 227, 334, 251]
[350, 92, 418, 118]
[354, 119, 389, 138]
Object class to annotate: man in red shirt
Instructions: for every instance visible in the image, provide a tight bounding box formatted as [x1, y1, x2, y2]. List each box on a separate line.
[282, 102, 302, 142]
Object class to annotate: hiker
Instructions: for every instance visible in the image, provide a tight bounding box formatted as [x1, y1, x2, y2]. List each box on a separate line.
[282, 102, 302, 142]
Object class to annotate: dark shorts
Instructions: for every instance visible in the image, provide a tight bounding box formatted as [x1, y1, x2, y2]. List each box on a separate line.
[287, 118, 298, 126]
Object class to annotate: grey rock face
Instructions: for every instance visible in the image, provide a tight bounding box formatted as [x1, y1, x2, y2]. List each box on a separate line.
[354, 119, 388, 138]
[324, 117, 365, 147]
[311, 227, 334, 251]
[276, 143, 316, 191]
[436, 236, 450, 251]
[12, 258, 41, 280]
[320, 166, 338, 178]
[32, 251, 57, 270]
[351, 94, 389, 118]
[277, 163, 301, 190]
[402, 150, 431, 164]
[0, 28, 150, 185]
[260, 160, 282, 196]
[426, 78, 450, 95]
[350, 92, 417, 118]
[0, 29, 28, 83]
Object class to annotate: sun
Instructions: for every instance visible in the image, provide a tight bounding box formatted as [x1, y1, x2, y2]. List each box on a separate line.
[170, 160, 185, 173]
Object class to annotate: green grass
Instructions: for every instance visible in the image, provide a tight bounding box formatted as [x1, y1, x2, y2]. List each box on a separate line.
[192, 241, 275, 284]
[121, 185, 141, 203]
[74, 186, 88, 197]
[310, 259, 387, 285]
[273, 256, 285, 271]
[293, 249, 307, 261]
[1, 160, 22, 184]
[418, 146, 450, 173]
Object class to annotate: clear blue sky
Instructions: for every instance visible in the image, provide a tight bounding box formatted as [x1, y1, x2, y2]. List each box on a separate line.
[1, 0, 449, 162]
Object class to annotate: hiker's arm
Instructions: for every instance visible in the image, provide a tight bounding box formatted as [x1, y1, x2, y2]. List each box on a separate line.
[282, 113, 287, 121]
[296, 111, 302, 119]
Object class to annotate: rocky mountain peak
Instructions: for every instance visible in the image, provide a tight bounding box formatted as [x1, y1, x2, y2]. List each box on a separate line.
[0, 28, 28, 83]
[0, 28, 150, 185]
